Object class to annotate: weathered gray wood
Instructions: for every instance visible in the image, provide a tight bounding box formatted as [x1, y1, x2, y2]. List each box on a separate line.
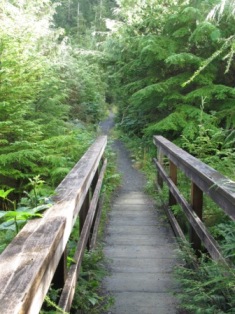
[89, 168, 100, 248]
[154, 171, 185, 241]
[153, 136, 235, 221]
[59, 159, 107, 311]
[79, 191, 90, 248]
[90, 193, 105, 249]
[157, 147, 164, 188]
[0, 217, 66, 314]
[164, 205, 186, 241]
[54, 136, 107, 203]
[0, 136, 107, 314]
[154, 159, 227, 263]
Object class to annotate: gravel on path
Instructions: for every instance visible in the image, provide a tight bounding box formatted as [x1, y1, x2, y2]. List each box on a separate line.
[99, 113, 146, 192]
[99, 113, 180, 314]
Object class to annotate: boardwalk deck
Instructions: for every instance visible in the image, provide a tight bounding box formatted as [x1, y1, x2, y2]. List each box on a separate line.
[102, 141, 179, 314]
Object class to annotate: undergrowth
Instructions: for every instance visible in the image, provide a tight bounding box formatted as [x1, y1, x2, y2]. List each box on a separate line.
[175, 242, 235, 314]
[114, 127, 235, 313]
[40, 138, 120, 314]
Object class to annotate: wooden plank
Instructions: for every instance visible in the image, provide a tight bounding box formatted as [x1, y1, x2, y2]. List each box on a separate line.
[0, 217, 66, 314]
[90, 193, 105, 250]
[155, 171, 185, 240]
[190, 182, 203, 255]
[54, 136, 107, 203]
[59, 159, 107, 311]
[157, 147, 164, 188]
[0, 136, 107, 314]
[169, 161, 177, 206]
[154, 159, 227, 263]
[79, 191, 90, 248]
[164, 205, 186, 241]
[153, 136, 235, 221]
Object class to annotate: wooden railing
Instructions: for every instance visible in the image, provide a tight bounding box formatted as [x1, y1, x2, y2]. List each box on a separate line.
[153, 135, 235, 262]
[0, 135, 107, 314]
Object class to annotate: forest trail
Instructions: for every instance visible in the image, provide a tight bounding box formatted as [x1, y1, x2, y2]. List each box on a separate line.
[100, 114, 180, 314]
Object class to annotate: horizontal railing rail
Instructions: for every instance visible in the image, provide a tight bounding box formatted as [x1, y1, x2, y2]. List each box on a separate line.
[0, 135, 107, 314]
[153, 135, 235, 262]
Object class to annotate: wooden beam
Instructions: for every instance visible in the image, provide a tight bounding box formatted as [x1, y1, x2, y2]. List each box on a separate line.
[156, 147, 164, 188]
[0, 136, 107, 314]
[154, 159, 227, 263]
[0, 217, 66, 314]
[190, 182, 203, 255]
[169, 160, 177, 206]
[58, 159, 107, 312]
[153, 136, 235, 221]
[90, 193, 105, 250]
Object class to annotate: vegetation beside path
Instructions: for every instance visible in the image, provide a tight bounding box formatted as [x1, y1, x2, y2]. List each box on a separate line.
[0, 0, 235, 313]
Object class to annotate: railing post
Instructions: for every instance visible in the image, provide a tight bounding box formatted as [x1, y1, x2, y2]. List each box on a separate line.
[169, 161, 177, 206]
[190, 182, 203, 256]
[157, 148, 164, 188]
[79, 191, 90, 249]
[89, 167, 100, 250]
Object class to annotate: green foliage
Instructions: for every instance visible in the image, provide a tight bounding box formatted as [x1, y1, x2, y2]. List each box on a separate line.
[0, 0, 109, 195]
[40, 290, 69, 314]
[175, 242, 235, 313]
[105, 0, 235, 138]
[144, 104, 217, 141]
[71, 249, 114, 314]
[0, 178, 52, 252]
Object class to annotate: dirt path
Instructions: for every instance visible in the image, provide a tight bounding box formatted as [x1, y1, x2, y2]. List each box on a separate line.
[100, 114, 179, 314]
[99, 113, 145, 192]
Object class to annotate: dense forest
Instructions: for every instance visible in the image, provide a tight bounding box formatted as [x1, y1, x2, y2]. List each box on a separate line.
[105, 0, 235, 178]
[0, 0, 235, 313]
[0, 0, 235, 193]
[0, 0, 234, 194]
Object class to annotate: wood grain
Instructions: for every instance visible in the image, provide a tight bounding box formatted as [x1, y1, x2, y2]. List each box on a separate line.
[154, 158, 227, 263]
[59, 159, 107, 311]
[0, 136, 107, 314]
[154, 136, 235, 221]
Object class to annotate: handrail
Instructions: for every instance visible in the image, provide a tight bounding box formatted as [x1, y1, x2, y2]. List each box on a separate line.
[153, 135, 235, 262]
[0, 135, 107, 314]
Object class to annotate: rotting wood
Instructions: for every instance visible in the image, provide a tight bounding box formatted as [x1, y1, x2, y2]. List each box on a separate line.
[0, 135, 107, 314]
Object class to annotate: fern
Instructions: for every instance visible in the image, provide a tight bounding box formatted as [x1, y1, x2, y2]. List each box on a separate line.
[216, 103, 235, 128]
[189, 21, 221, 43]
[184, 84, 235, 102]
[175, 242, 235, 313]
[144, 105, 215, 140]
[165, 53, 202, 67]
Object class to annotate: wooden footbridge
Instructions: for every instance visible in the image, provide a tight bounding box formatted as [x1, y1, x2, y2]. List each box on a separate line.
[0, 135, 234, 313]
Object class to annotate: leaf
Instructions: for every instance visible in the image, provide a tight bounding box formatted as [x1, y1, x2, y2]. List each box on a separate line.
[210, 29, 221, 42]
[0, 221, 16, 231]
[88, 296, 99, 306]
[0, 188, 14, 200]
[0, 211, 8, 219]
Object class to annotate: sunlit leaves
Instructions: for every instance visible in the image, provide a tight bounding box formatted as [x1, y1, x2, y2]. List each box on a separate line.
[0, 0, 99, 190]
